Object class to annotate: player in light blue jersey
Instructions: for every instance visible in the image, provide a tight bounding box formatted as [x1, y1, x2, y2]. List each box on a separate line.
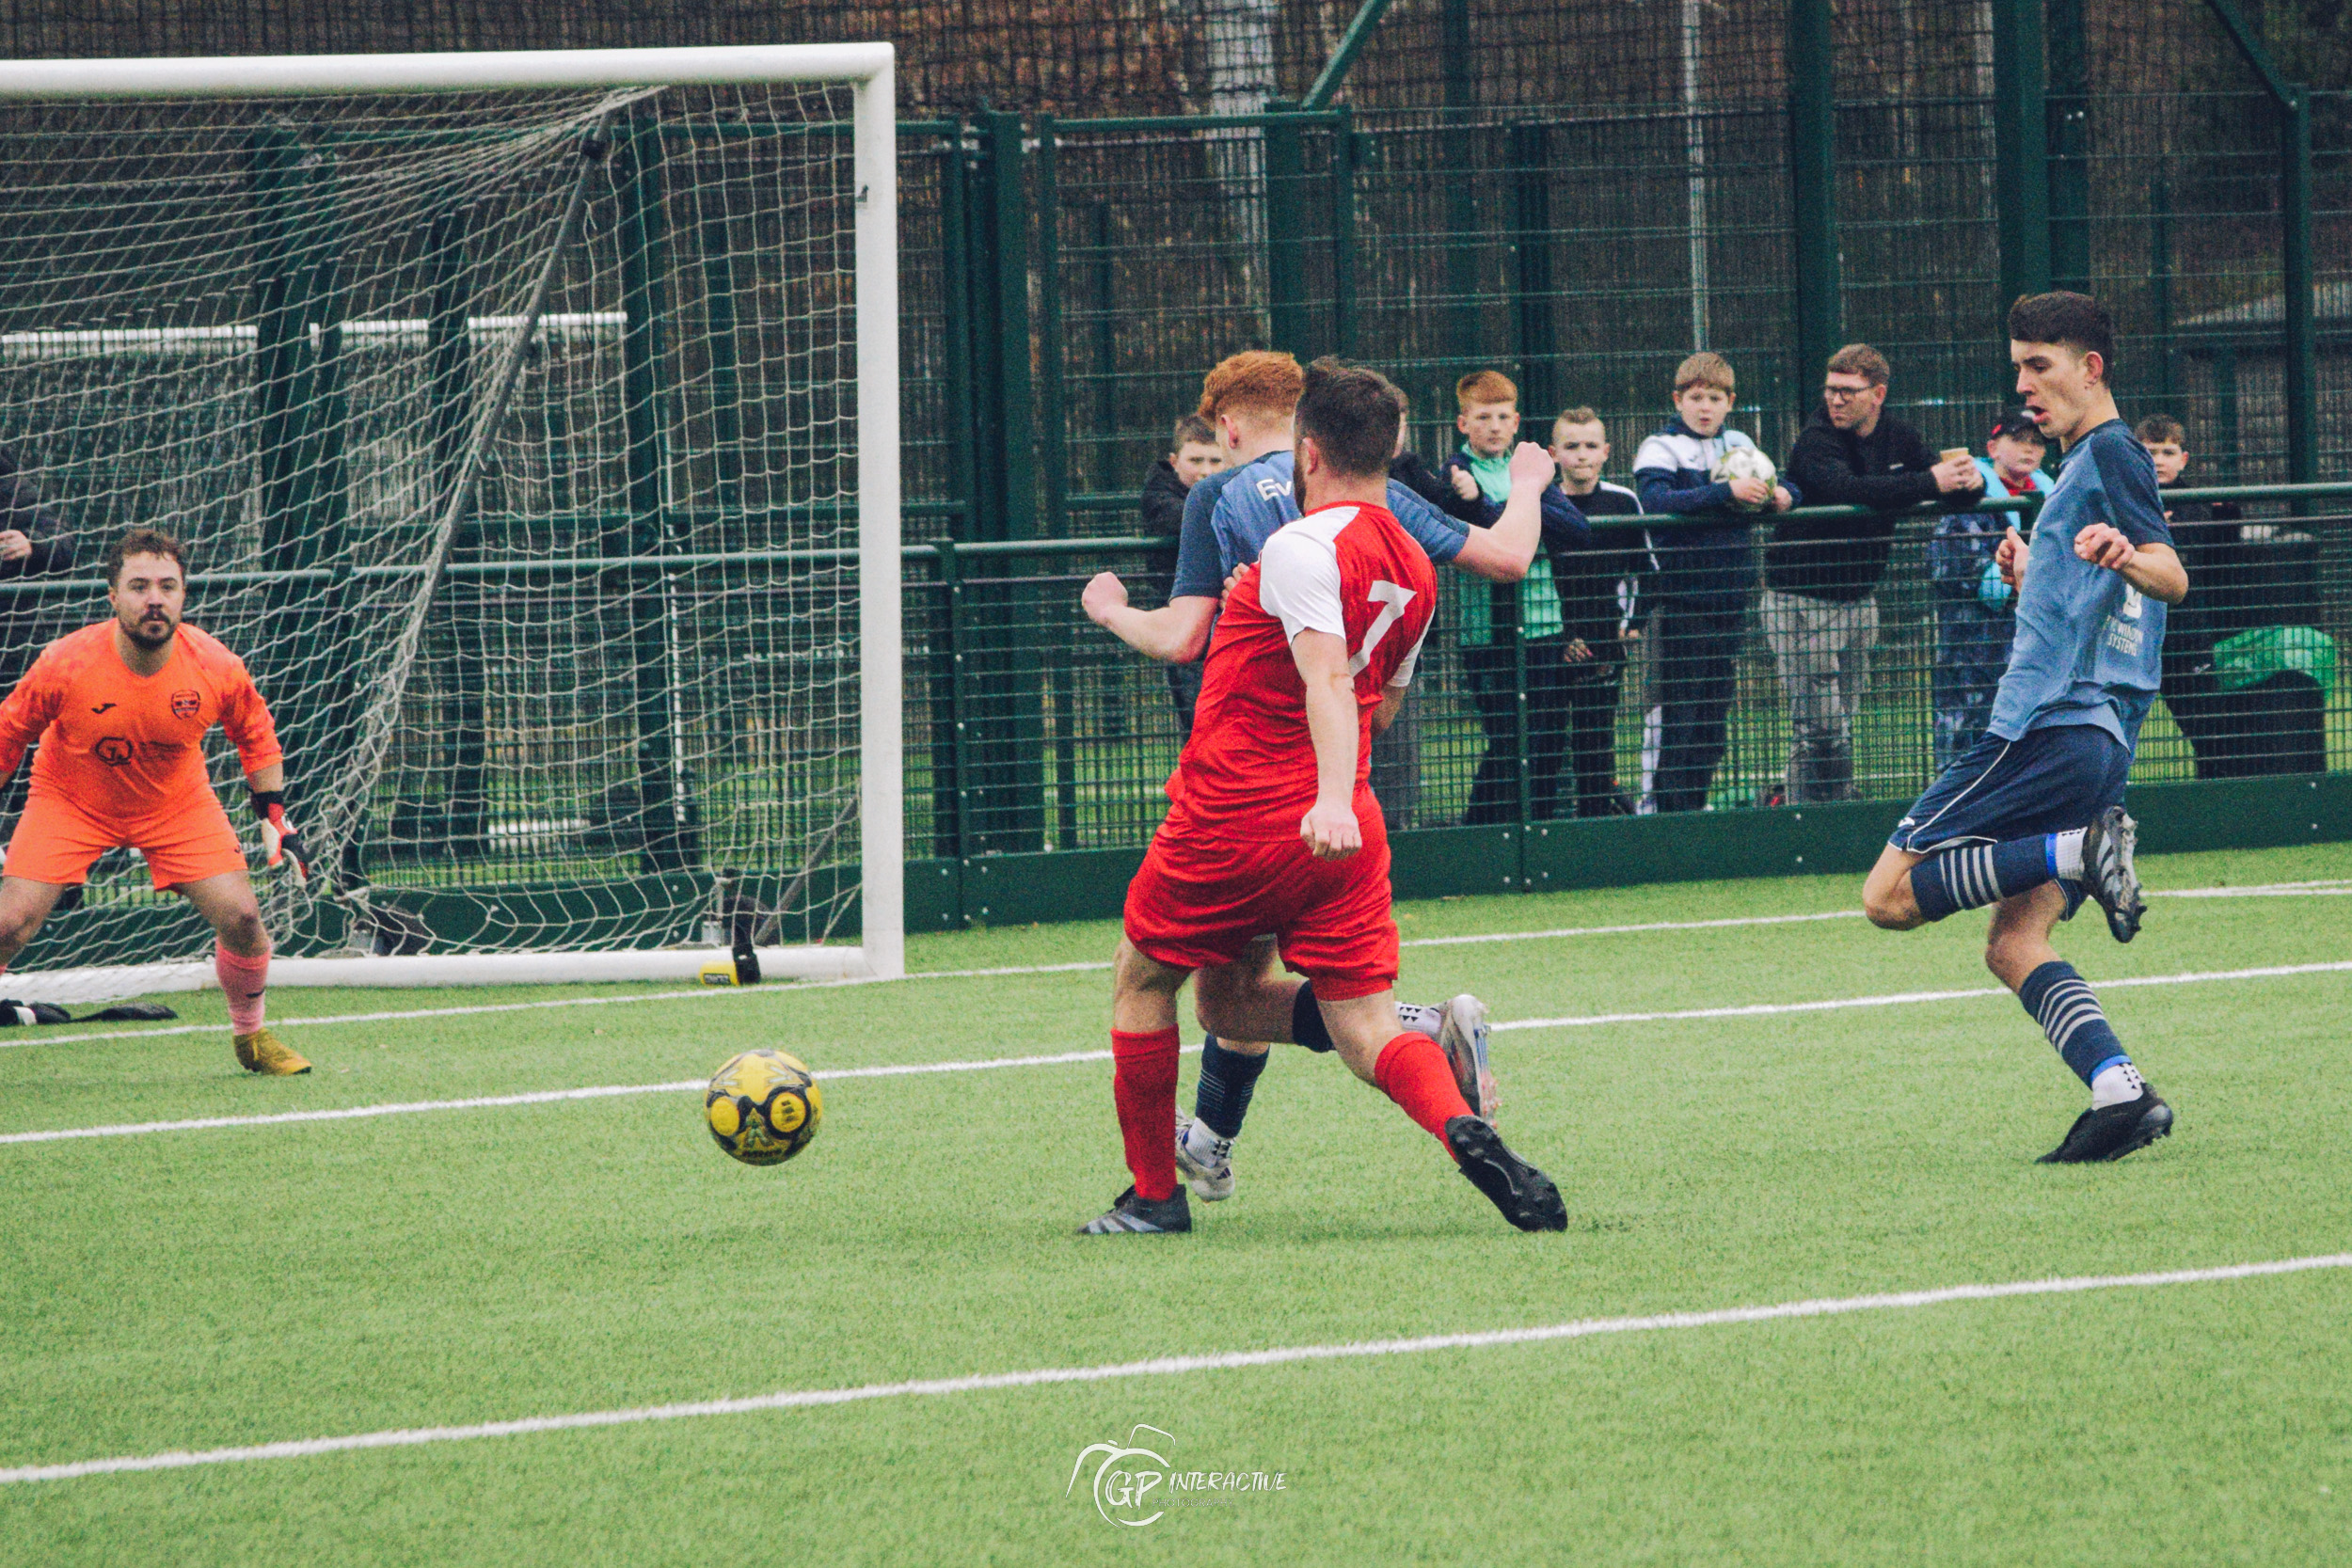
[1860, 293, 2189, 1164]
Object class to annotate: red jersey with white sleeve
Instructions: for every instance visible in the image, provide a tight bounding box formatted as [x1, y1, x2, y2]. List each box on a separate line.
[1167, 500, 1437, 842]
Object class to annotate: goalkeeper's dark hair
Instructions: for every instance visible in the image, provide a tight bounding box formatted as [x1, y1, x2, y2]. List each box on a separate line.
[2009, 291, 2115, 372]
[1295, 356, 1406, 480]
[104, 527, 186, 585]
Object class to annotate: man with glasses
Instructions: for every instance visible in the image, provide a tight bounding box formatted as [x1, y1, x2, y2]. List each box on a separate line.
[1771, 344, 1982, 801]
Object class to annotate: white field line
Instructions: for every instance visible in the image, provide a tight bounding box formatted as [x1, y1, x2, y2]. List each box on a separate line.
[2158, 882, 2352, 898]
[0, 1047, 1155, 1147]
[6, 877, 2341, 1053]
[0, 964, 1119, 1049]
[6, 1251, 2346, 1486]
[1402, 909, 1862, 945]
[0, 918, 1859, 1049]
[1489, 958, 2352, 1033]
[8, 961, 2348, 1148]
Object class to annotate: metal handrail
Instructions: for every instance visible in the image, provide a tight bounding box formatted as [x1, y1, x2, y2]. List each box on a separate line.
[0, 484, 2337, 597]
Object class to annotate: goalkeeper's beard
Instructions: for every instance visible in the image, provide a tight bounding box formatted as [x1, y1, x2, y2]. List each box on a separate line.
[119, 607, 177, 650]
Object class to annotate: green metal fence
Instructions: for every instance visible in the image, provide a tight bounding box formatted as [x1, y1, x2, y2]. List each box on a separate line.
[1, 1, 2347, 951]
[903, 485, 2352, 868]
[910, 87, 2344, 573]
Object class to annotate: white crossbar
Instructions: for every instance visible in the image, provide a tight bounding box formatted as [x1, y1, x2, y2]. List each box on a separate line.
[0, 44, 895, 101]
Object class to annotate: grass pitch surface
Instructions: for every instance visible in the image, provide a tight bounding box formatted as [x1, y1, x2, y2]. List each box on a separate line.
[2, 844, 2348, 1564]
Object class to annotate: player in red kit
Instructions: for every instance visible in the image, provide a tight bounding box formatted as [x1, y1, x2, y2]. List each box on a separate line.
[1083, 359, 1567, 1234]
[0, 528, 315, 1073]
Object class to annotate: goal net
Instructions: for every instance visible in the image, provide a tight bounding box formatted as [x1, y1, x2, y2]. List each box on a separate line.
[0, 47, 902, 1001]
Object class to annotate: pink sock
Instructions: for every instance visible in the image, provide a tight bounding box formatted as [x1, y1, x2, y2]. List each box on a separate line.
[215, 941, 270, 1034]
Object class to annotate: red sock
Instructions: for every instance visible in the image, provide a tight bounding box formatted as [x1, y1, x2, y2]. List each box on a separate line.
[1375, 1033, 1473, 1152]
[215, 941, 270, 1035]
[1110, 1028, 1183, 1201]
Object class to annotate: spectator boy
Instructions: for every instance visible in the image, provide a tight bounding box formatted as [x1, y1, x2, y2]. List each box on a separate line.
[1439, 372, 1593, 824]
[1138, 413, 1227, 737]
[1928, 412, 2051, 768]
[1632, 352, 1794, 814]
[1772, 343, 1981, 801]
[2137, 413, 2243, 773]
[1140, 414, 1225, 537]
[1546, 407, 1644, 816]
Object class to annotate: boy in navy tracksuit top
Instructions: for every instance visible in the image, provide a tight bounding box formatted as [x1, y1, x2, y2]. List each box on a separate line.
[1632, 352, 1796, 812]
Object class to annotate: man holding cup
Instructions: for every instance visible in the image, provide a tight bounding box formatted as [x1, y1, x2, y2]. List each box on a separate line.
[1770, 343, 1984, 802]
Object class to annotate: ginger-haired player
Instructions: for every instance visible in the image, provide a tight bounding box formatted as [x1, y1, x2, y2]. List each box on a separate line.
[0, 528, 314, 1072]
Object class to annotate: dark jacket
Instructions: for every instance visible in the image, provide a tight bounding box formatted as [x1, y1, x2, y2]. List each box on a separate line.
[1546, 480, 1645, 660]
[1772, 407, 1974, 601]
[0, 453, 75, 581]
[1432, 451, 1590, 554]
[1391, 451, 1493, 528]
[1430, 450, 1597, 647]
[2162, 483, 2247, 657]
[1139, 455, 1189, 578]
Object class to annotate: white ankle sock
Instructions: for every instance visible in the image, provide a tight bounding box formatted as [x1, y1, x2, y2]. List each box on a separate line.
[1183, 1118, 1229, 1161]
[2090, 1059, 2146, 1109]
[1395, 1002, 1443, 1038]
[2052, 828, 2087, 882]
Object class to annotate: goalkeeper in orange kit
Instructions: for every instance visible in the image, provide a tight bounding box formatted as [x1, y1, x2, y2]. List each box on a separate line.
[0, 527, 315, 1073]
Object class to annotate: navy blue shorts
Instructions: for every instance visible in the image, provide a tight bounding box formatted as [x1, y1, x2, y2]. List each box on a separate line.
[1890, 723, 2131, 855]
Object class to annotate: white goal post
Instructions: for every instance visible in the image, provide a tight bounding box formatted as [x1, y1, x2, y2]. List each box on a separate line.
[0, 46, 902, 998]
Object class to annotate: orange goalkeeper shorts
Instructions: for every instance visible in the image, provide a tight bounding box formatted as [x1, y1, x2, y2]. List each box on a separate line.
[4, 790, 248, 890]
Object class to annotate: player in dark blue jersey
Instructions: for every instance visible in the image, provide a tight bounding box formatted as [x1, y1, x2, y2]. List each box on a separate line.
[1861, 293, 2189, 1164]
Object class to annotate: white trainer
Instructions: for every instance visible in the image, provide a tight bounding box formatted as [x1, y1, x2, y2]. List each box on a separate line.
[1173, 1116, 1235, 1201]
[1438, 993, 1498, 1120]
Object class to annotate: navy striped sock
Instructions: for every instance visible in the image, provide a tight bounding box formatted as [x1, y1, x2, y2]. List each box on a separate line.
[1912, 836, 2059, 921]
[1193, 1037, 1270, 1139]
[2017, 959, 2130, 1085]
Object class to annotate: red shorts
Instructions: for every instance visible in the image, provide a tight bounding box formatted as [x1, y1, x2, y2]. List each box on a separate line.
[4, 790, 247, 890]
[1122, 813, 1399, 1001]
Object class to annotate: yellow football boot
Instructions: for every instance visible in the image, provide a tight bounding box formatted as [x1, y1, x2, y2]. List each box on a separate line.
[234, 1028, 311, 1076]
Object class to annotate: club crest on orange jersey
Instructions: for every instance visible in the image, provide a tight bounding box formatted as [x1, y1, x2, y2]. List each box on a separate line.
[169, 689, 199, 719]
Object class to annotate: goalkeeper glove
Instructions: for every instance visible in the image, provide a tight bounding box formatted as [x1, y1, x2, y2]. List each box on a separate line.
[251, 791, 313, 886]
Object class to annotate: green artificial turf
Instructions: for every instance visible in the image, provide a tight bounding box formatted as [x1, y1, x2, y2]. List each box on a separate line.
[2, 843, 2348, 1564]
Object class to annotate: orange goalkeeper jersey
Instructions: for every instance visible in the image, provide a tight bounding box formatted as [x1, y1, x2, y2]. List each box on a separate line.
[0, 622, 282, 824]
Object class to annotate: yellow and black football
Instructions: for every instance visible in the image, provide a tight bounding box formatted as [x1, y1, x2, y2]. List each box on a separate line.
[705, 1049, 822, 1165]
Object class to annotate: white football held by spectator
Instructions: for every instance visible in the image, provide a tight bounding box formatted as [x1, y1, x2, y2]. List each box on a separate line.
[1709, 446, 1777, 511]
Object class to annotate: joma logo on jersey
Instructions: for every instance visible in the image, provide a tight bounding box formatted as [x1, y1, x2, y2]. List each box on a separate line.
[169, 689, 200, 719]
[94, 736, 134, 768]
